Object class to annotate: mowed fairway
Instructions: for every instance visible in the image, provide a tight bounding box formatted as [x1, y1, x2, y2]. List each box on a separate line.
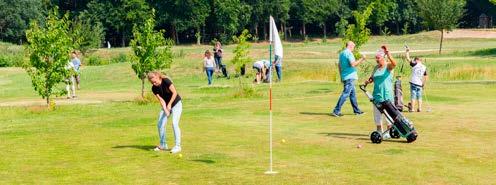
[1, 32, 496, 184]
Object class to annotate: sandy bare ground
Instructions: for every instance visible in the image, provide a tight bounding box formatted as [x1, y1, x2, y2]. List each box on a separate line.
[0, 91, 136, 107]
[444, 29, 496, 39]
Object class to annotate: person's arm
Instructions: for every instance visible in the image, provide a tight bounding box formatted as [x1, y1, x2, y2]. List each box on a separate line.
[167, 83, 178, 111]
[422, 71, 428, 88]
[364, 66, 378, 85]
[350, 54, 366, 67]
[155, 94, 170, 116]
[364, 74, 374, 85]
[405, 48, 412, 62]
[203, 58, 207, 71]
[386, 50, 397, 71]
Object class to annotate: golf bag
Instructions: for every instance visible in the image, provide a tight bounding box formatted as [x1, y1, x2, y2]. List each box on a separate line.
[359, 84, 418, 143]
[394, 78, 404, 111]
[220, 64, 229, 78]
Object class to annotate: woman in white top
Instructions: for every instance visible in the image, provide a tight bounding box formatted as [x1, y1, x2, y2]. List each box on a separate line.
[203, 50, 216, 85]
[252, 60, 267, 84]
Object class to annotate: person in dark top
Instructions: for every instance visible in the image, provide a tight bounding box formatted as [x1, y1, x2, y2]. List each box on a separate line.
[213, 41, 229, 78]
[148, 71, 183, 154]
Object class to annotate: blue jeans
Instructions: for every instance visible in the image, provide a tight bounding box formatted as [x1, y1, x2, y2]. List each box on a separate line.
[275, 65, 282, 81]
[333, 79, 361, 114]
[157, 101, 183, 149]
[410, 83, 423, 100]
[214, 57, 222, 70]
[205, 67, 214, 85]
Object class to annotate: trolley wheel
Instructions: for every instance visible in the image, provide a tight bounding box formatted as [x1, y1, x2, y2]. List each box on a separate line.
[370, 131, 383, 144]
[390, 127, 401, 139]
[407, 132, 418, 143]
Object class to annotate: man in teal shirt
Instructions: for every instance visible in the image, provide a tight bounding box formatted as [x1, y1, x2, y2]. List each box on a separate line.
[331, 41, 366, 117]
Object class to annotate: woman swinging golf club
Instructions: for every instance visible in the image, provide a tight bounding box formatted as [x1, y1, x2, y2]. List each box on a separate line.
[148, 71, 183, 154]
[364, 46, 397, 138]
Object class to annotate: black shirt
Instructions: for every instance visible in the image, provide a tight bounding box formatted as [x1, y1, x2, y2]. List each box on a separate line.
[152, 78, 182, 107]
[213, 48, 223, 58]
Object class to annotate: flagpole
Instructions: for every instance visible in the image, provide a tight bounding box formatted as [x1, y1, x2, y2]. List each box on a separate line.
[265, 16, 277, 173]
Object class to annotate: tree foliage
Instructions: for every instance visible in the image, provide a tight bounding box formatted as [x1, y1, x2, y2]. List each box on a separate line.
[231, 29, 252, 75]
[70, 16, 104, 55]
[0, 0, 45, 44]
[130, 12, 173, 98]
[24, 8, 74, 106]
[417, 0, 466, 54]
[343, 2, 374, 57]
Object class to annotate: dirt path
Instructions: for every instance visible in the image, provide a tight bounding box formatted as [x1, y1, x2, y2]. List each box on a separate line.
[0, 91, 136, 107]
[444, 29, 496, 39]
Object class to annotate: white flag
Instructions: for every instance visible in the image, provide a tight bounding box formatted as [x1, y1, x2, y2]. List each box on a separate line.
[269, 16, 283, 58]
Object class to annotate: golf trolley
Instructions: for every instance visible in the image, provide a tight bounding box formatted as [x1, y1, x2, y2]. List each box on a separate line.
[359, 84, 418, 144]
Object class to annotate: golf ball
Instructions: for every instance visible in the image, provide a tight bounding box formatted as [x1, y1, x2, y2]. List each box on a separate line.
[281, 139, 286, 143]
[178, 154, 183, 158]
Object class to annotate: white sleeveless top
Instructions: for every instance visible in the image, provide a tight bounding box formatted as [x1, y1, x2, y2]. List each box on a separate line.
[204, 57, 215, 68]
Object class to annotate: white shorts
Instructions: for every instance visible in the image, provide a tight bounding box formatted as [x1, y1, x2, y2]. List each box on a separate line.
[373, 105, 392, 126]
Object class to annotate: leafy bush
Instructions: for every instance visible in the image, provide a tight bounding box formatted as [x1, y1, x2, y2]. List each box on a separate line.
[0, 55, 12, 67]
[110, 53, 128, 63]
[86, 55, 108, 66]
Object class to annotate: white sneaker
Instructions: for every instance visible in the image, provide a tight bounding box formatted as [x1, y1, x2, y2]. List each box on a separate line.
[170, 146, 182, 154]
[383, 133, 391, 139]
[153, 146, 168, 151]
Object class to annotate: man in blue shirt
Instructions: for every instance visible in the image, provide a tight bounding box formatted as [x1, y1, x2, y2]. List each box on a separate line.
[331, 41, 366, 117]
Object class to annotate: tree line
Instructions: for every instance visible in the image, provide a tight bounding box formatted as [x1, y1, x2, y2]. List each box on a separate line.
[0, 0, 495, 46]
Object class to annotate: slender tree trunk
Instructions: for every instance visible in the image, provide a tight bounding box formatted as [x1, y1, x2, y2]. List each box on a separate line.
[302, 21, 306, 40]
[254, 23, 259, 42]
[323, 23, 327, 41]
[121, 35, 125, 47]
[439, 29, 444, 55]
[282, 22, 287, 40]
[196, 26, 201, 45]
[141, 78, 145, 98]
[395, 21, 400, 35]
[172, 24, 179, 44]
[263, 23, 267, 41]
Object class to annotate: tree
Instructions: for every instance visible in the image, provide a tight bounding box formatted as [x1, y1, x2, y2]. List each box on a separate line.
[307, 0, 339, 41]
[491, 0, 496, 4]
[417, 0, 466, 54]
[24, 8, 74, 106]
[358, 0, 397, 34]
[391, 0, 419, 34]
[213, 0, 252, 43]
[231, 29, 252, 76]
[335, 0, 352, 37]
[290, 0, 314, 40]
[70, 16, 104, 55]
[343, 2, 374, 57]
[0, 0, 45, 44]
[130, 13, 173, 98]
[171, 0, 210, 45]
[81, 0, 151, 47]
[245, 0, 290, 41]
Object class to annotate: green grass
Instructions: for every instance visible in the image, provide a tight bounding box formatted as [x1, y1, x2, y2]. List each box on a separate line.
[1, 32, 496, 184]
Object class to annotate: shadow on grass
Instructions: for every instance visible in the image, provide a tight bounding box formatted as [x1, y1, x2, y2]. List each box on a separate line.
[467, 48, 496, 57]
[356, 137, 409, 143]
[191, 159, 216, 164]
[300, 112, 357, 116]
[319, 132, 368, 137]
[112, 145, 156, 151]
[319, 132, 369, 140]
[300, 112, 329, 116]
